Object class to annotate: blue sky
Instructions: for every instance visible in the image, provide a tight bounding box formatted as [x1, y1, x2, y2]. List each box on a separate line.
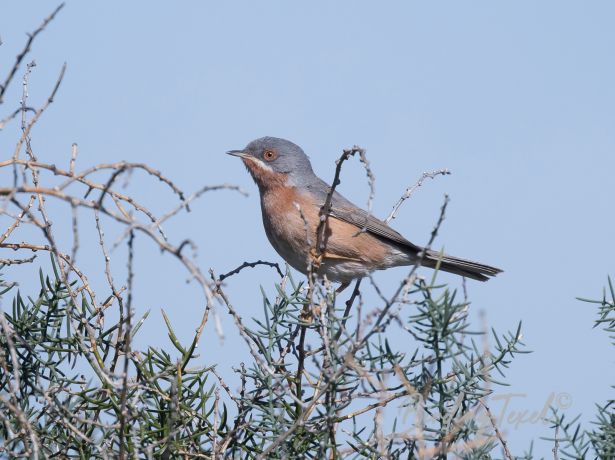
[1, 1, 614, 456]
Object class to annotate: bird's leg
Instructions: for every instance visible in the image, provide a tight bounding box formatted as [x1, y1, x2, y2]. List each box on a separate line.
[335, 282, 350, 294]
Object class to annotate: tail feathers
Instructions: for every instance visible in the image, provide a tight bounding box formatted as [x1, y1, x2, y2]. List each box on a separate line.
[422, 250, 502, 282]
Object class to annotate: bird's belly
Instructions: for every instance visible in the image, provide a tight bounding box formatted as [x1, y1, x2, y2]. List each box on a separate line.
[263, 218, 372, 283]
[264, 222, 311, 275]
[260, 188, 410, 283]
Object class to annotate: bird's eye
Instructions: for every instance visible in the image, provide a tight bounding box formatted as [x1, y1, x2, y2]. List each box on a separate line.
[263, 149, 278, 161]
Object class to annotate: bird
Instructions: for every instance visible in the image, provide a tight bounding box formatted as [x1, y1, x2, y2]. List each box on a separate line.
[227, 137, 502, 291]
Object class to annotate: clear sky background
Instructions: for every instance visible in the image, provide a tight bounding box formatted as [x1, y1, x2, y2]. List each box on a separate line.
[1, 1, 614, 456]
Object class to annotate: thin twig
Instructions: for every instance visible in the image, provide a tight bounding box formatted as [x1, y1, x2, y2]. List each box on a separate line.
[479, 399, 514, 460]
[385, 169, 450, 223]
[314, 146, 364, 263]
[69, 142, 78, 173]
[14, 62, 67, 165]
[218, 259, 284, 283]
[0, 195, 35, 244]
[0, 106, 35, 130]
[553, 424, 560, 460]
[0, 255, 36, 265]
[0, 3, 65, 104]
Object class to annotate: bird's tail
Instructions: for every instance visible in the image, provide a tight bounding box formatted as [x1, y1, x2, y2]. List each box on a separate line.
[421, 249, 502, 282]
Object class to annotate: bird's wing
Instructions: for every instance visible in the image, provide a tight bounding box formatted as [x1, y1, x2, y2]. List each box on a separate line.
[329, 203, 421, 252]
[306, 179, 421, 253]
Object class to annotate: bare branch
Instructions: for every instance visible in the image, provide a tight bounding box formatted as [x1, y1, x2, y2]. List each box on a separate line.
[0, 255, 36, 265]
[218, 259, 284, 283]
[479, 399, 514, 460]
[0, 3, 64, 104]
[385, 168, 451, 223]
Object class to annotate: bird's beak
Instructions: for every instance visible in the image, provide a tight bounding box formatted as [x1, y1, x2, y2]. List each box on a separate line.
[226, 150, 250, 159]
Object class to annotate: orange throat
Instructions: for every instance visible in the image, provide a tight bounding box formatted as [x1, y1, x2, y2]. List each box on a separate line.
[242, 157, 289, 190]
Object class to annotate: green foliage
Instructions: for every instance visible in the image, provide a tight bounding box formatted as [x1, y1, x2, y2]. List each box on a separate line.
[543, 277, 615, 460]
[0, 260, 222, 458]
[1, 260, 530, 458]
[1, 259, 614, 458]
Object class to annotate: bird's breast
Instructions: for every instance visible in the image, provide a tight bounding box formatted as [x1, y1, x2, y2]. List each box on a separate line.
[259, 186, 401, 281]
[260, 185, 315, 273]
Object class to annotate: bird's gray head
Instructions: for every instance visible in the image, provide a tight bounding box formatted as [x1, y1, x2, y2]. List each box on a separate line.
[227, 137, 315, 187]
